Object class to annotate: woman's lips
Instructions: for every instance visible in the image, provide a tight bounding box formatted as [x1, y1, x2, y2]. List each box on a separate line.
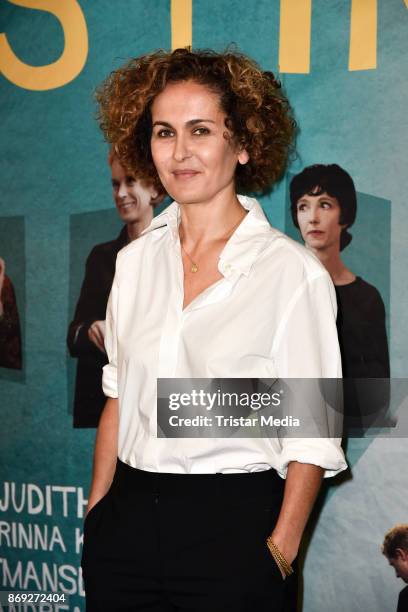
[172, 170, 200, 179]
[307, 230, 324, 236]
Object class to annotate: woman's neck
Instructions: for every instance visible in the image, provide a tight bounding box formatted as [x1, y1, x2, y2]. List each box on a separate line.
[126, 211, 154, 242]
[178, 187, 246, 248]
[308, 245, 356, 286]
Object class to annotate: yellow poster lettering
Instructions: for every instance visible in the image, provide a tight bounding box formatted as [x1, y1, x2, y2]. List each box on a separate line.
[0, 0, 88, 91]
[349, 0, 377, 71]
[171, 0, 192, 50]
[278, 0, 312, 74]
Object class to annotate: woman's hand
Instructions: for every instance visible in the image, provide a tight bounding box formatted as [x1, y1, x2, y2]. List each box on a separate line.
[266, 533, 298, 579]
[88, 320, 106, 353]
[85, 493, 104, 518]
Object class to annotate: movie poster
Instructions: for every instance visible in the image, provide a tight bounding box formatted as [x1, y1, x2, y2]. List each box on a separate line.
[1, 2, 407, 610]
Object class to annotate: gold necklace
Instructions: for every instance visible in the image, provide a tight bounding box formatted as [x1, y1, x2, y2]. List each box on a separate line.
[180, 242, 199, 273]
[179, 213, 246, 274]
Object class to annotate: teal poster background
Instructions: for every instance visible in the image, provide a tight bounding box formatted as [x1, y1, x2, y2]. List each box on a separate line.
[1, 1, 407, 611]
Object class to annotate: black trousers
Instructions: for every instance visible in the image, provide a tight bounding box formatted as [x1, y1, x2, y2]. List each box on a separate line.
[82, 460, 295, 611]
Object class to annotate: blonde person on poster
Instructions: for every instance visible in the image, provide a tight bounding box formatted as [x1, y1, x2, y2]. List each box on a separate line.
[81, 48, 347, 611]
[67, 154, 163, 427]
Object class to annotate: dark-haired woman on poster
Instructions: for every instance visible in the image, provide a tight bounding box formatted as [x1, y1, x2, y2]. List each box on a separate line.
[82, 49, 347, 612]
[290, 164, 390, 433]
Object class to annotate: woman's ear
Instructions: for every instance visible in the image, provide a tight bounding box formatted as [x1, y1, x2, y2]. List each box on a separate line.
[238, 149, 249, 165]
[150, 189, 166, 206]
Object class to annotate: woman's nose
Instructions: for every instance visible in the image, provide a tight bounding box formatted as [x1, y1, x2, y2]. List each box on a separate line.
[173, 134, 191, 162]
[118, 182, 128, 199]
[309, 207, 320, 223]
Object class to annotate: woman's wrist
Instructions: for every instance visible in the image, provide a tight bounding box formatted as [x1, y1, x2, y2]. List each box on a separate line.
[85, 490, 105, 516]
[266, 536, 294, 578]
[268, 530, 299, 567]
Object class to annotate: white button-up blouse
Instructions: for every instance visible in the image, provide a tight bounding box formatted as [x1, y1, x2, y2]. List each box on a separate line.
[103, 196, 347, 478]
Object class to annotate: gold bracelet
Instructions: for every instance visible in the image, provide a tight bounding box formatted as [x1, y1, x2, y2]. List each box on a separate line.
[266, 536, 294, 577]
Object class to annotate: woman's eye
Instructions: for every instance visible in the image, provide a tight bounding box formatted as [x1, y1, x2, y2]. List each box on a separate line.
[125, 176, 135, 186]
[157, 129, 174, 137]
[321, 202, 331, 209]
[193, 127, 209, 135]
[297, 204, 306, 212]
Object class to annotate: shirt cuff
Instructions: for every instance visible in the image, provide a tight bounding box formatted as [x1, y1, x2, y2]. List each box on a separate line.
[277, 438, 348, 479]
[102, 363, 119, 398]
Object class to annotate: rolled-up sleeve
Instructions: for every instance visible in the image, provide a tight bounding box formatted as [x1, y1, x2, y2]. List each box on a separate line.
[102, 270, 119, 399]
[272, 271, 348, 478]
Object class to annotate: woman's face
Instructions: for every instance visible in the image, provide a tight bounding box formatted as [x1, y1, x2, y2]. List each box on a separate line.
[296, 191, 345, 252]
[111, 159, 157, 224]
[150, 80, 248, 205]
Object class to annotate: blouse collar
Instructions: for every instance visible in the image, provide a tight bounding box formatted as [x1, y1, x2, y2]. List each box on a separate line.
[142, 195, 279, 277]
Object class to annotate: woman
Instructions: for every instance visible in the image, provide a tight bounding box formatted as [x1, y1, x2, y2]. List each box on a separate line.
[82, 49, 347, 611]
[290, 163, 390, 432]
[67, 155, 162, 427]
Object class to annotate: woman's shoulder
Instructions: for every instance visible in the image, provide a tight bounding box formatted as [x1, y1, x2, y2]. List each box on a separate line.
[117, 228, 156, 259]
[237, 195, 329, 283]
[354, 276, 383, 296]
[337, 276, 385, 303]
[87, 227, 128, 263]
[263, 227, 330, 282]
[348, 276, 386, 315]
[114, 205, 175, 279]
[120, 204, 175, 253]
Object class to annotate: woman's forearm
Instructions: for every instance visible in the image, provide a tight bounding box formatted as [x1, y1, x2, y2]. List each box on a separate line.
[270, 461, 324, 564]
[87, 397, 119, 514]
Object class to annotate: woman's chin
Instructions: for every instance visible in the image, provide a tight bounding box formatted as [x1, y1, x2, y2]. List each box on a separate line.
[305, 238, 327, 251]
[169, 192, 208, 206]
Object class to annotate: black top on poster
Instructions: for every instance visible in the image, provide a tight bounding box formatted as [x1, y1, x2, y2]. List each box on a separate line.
[67, 226, 128, 427]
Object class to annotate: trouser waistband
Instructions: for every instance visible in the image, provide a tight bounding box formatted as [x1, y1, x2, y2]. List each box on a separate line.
[113, 459, 284, 499]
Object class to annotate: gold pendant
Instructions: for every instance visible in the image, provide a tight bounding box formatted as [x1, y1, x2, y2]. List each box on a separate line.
[191, 263, 198, 273]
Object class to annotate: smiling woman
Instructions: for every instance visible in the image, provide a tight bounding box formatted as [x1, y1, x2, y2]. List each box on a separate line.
[151, 81, 249, 208]
[96, 48, 294, 194]
[67, 154, 161, 427]
[150, 79, 252, 302]
[110, 156, 160, 239]
[82, 49, 348, 612]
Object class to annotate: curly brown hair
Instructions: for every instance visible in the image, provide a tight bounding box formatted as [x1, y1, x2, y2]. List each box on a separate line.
[96, 48, 296, 194]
